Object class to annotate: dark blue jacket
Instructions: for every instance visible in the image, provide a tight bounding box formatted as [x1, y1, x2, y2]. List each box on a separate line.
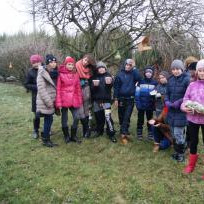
[113, 67, 141, 100]
[135, 78, 158, 110]
[165, 72, 190, 127]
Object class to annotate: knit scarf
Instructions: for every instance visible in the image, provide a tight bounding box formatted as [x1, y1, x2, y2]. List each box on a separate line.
[76, 59, 92, 79]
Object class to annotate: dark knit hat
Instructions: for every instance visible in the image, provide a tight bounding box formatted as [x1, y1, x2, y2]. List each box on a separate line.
[96, 61, 107, 69]
[144, 65, 154, 74]
[188, 62, 197, 71]
[171, 59, 184, 71]
[46, 54, 57, 65]
[159, 71, 170, 79]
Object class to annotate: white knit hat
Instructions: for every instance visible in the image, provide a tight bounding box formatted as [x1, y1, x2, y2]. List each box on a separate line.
[196, 59, 204, 70]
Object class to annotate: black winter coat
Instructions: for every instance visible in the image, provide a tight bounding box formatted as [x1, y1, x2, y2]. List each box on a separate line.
[165, 72, 190, 127]
[90, 72, 113, 103]
[24, 68, 38, 112]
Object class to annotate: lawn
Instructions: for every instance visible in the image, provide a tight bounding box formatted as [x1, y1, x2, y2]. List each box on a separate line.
[0, 83, 204, 204]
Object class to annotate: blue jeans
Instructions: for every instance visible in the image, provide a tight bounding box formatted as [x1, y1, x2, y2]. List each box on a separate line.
[170, 126, 186, 145]
[43, 114, 53, 139]
[118, 99, 134, 134]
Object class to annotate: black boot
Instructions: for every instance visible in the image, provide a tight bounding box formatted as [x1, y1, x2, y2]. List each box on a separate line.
[177, 144, 186, 162]
[41, 132, 58, 147]
[109, 132, 117, 143]
[71, 127, 81, 143]
[62, 127, 71, 143]
[171, 142, 179, 161]
[81, 117, 90, 138]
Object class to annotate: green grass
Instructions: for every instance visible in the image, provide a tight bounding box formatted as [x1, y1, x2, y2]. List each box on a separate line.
[1, 83, 204, 204]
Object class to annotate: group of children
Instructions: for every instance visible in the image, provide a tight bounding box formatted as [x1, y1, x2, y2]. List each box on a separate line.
[25, 54, 204, 179]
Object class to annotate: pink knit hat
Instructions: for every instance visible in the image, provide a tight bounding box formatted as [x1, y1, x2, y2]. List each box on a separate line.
[30, 54, 43, 64]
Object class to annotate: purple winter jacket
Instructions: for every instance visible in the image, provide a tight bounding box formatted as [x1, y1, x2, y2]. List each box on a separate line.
[181, 80, 204, 124]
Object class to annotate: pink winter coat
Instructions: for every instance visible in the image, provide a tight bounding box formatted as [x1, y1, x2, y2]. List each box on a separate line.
[55, 65, 82, 108]
[181, 80, 204, 124]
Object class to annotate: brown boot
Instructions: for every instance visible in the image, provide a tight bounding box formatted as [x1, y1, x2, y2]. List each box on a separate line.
[120, 134, 128, 145]
[153, 143, 159, 153]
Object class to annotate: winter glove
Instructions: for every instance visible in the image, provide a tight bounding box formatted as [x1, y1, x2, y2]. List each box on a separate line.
[172, 99, 183, 109]
[55, 108, 61, 116]
[156, 93, 161, 98]
[165, 101, 173, 108]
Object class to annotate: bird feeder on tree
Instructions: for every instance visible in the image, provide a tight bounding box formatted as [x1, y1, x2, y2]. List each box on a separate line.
[138, 36, 152, 52]
[9, 62, 13, 69]
[114, 50, 121, 61]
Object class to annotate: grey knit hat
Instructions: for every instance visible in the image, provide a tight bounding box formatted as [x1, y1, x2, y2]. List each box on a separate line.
[170, 59, 184, 71]
[96, 61, 107, 69]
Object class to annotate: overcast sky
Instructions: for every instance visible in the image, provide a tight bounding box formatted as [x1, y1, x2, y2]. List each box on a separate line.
[0, 0, 40, 35]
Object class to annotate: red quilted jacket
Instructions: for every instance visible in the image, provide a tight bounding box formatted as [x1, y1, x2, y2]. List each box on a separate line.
[55, 65, 82, 108]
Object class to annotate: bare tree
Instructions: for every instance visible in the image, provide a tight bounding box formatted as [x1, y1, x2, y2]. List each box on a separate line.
[31, 0, 204, 60]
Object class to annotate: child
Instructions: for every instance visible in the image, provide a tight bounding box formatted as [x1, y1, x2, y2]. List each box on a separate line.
[181, 59, 204, 178]
[76, 54, 96, 138]
[114, 59, 141, 144]
[36, 55, 58, 147]
[155, 71, 169, 117]
[90, 61, 117, 143]
[185, 62, 198, 149]
[25, 54, 43, 139]
[148, 106, 173, 153]
[55, 57, 82, 143]
[165, 59, 190, 162]
[186, 62, 197, 82]
[45, 54, 59, 85]
[135, 66, 158, 140]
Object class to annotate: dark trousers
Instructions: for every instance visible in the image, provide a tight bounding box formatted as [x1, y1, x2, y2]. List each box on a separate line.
[186, 123, 204, 147]
[94, 109, 115, 136]
[33, 112, 40, 132]
[152, 126, 171, 149]
[188, 121, 204, 154]
[152, 126, 163, 143]
[137, 109, 153, 132]
[118, 99, 134, 134]
[61, 107, 79, 129]
[43, 114, 53, 139]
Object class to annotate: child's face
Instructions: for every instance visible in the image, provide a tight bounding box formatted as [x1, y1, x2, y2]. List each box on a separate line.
[145, 71, 153, 79]
[197, 68, 204, 80]
[125, 63, 133, 71]
[48, 61, 57, 69]
[32, 62, 41, 69]
[66, 63, 75, 71]
[171, 68, 182, 77]
[98, 67, 106, 74]
[82, 57, 89, 66]
[158, 75, 167, 84]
